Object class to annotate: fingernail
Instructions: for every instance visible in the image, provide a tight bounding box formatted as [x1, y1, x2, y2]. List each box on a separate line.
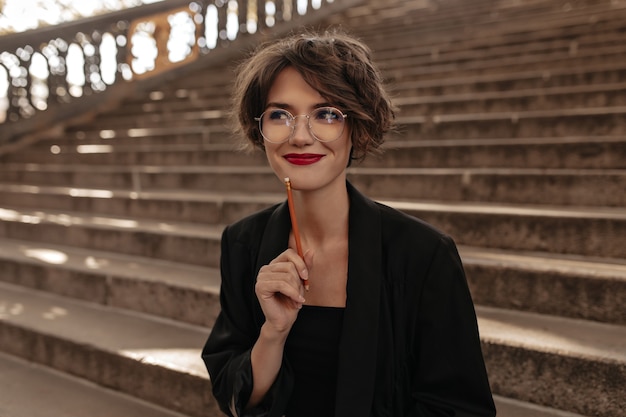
[301, 269, 309, 279]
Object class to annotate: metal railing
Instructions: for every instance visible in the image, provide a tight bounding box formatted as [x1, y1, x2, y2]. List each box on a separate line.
[0, 0, 363, 144]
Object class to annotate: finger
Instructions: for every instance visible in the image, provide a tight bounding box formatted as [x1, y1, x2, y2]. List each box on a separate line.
[256, 277, 306, 304]
[269, 248, 309, 281]
[258, 262, 300, 284]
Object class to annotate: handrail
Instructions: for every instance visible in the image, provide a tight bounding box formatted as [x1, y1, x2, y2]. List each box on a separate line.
[0, 0, 364, 145]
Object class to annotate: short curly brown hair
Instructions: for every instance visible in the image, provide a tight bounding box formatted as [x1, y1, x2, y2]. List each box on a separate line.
[231, 28, 396, 162]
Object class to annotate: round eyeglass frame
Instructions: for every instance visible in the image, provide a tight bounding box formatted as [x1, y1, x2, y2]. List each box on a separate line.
[254, 106, 348, 144]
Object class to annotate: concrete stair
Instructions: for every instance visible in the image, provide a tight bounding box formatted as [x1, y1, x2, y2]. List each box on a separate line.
[0, 281, 217, 417]
[0, 352, 194, 417]
[1, 0, 625, 416]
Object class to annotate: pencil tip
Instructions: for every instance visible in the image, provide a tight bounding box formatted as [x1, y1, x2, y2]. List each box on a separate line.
[284, 177, 290, 183]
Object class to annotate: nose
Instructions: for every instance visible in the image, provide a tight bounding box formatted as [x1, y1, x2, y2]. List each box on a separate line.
[289, 115, 315, 146]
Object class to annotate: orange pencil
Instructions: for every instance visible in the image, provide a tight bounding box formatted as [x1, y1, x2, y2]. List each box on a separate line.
[284, 177, 309, 291]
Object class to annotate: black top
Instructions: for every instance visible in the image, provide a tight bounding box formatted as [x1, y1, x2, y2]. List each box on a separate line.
[285, 305, 345, 417]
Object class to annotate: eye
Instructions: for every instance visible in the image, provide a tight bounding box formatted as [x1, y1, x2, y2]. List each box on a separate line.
[267, 109, 291, 121]
[314, 107, 343, 124]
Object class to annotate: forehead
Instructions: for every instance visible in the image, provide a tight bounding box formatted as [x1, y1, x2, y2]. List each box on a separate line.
[266, 67, 325, 108]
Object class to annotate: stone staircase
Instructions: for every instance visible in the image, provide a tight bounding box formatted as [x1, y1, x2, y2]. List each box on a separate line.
[1, 0, 625, 416]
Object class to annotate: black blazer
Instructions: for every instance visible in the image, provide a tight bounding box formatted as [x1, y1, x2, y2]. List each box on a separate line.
[202, 182, 496, 417]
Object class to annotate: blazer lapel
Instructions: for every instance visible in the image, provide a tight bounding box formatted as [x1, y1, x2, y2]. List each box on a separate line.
[335, 183, 383, 417]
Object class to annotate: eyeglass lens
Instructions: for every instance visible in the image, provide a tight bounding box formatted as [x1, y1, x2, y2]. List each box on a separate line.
[258, 107, 346, 143]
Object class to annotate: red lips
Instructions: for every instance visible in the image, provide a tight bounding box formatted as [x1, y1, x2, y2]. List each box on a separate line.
[284, 153, 324, 165]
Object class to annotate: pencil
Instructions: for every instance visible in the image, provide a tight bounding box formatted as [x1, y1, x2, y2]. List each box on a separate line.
[284, 177, 309, 291]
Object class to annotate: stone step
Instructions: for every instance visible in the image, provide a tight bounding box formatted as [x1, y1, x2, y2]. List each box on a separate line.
[340, 0, 620, 51]
[0, 188, 626, 266]
[2, 142, 264, 166]
[0, 280, 622, 417]
[388, 61, 626, 97]
[0, 282, 217, 417]
[98, 94, 232, 121]
[350, 167, 626, 207]
[63, 124, 231, 145]
[395, 82, 626, 115]
[379, 36, 626, 82]
[372, 16, 626, 63]
[372, 0, 624, 42]
[0, 237, 220, 327]
[84, 109, 228, 130]
[1, 186, 625, 257]
[461, 246, 626, 325]
[477, 305, 626, 417]
[374, 17, 626, 68]
[1, 232, 623, 327]
[397, 106, 626, 139]
[372, 137, 626, 169]
[0, 361, 572, 417]
[0, 206, 223, 268]
[124, 83, 230, 104]
[0, 352, 194, 417]
[5, 136, 625, 170]
[330, 0, 509, 38]
[0, 184, 277, 226]
[361, 3, 626, 56]
[93, 108, 229, 128]
[492, 395, 589, 417]
[1, 163, 624, 207]
[386, 45, 626, 83]
[385, 199, 626, 259]
[127, 63, 236, 92]
[0, 268, 605, 417]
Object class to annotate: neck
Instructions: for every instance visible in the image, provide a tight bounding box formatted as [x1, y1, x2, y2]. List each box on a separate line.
[292, 182, 349, 246]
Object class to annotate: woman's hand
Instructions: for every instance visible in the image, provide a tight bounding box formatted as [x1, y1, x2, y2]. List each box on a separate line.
[255, 248, 309, 336]
[248, 249, 310, 409]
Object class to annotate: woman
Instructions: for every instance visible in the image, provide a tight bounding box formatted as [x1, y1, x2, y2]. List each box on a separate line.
[202, 29, 496, 417]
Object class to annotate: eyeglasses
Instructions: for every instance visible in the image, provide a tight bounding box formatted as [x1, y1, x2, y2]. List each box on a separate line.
[255, 107, 348, 143]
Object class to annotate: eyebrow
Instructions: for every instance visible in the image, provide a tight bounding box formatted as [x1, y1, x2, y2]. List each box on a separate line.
[265, 102, 336, 112]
